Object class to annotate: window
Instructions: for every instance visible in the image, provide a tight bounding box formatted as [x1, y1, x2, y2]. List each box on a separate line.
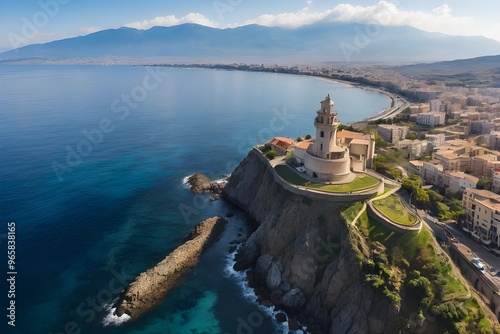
[320, 131, 324, 138]
[320, 144, 323, 151]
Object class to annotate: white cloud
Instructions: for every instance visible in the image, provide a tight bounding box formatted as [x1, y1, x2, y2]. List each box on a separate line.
[242, 1, 500, 41]
[124, 13, 219, 30]
[121, 2, 500, 41]
[244, 7, 333, 28]
[80, 26, 101, 35]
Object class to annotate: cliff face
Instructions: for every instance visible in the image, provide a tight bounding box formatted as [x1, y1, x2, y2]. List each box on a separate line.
[223, 150, 398, 333]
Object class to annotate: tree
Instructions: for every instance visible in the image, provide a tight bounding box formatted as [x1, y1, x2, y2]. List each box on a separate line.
[426, 189, 443, 213]
[477, 177, 491, 190]
[296, 136, 303, 142]
[375, 133, 390, 148]
[264, 150, 278, 160]
[406, 133, 418, 140]
[475, 135, 486, 147]
[304, 134, 312, 140]
[415, 188, 430, 205]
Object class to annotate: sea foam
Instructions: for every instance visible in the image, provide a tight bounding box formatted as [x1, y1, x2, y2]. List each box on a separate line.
[102, 301, 131, 327]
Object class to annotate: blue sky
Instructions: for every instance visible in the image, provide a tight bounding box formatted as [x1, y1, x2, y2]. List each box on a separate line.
[1, 0, 500, 52]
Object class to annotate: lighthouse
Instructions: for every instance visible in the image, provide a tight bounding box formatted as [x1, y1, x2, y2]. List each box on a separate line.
[303, 95, 351, 181]
[313, 95, 340, 159]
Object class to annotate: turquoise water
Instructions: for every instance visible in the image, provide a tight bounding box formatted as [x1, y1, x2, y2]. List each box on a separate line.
[0, 65, 390, 334]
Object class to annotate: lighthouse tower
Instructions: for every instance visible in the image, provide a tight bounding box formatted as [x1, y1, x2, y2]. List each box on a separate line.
[303, 95, 351, 181]
[313, 95, 340, 159]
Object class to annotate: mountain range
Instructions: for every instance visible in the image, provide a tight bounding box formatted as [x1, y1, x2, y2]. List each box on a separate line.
[2, 23, 500, 65]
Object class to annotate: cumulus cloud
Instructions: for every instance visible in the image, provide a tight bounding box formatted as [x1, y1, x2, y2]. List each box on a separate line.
[124, 13, 219, 30]
[80, 26, 101, 35]
[120, 2, 500, 41]
[242, 1, 500, 40]
[244, 7, 334, 28]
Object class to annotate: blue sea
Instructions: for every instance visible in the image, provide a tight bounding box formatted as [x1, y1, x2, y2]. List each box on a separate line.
[0, 65, 390, 334]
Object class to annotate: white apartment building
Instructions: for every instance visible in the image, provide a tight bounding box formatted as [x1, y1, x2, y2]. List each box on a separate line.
[463, 188, 500, 247]
[416, 112, 446, 126]
[447, 171, 478, 193]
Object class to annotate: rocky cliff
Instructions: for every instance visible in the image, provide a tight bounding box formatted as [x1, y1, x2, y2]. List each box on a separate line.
[114, 217, 227, 319]
[222, 150, 399, 333]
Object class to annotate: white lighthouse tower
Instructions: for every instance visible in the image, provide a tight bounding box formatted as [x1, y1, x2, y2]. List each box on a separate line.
[313, 95, 340, 158]
[304, 95, 351, 181]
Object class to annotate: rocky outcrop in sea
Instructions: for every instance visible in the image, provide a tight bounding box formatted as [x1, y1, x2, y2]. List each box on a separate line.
[114, 217, 227, 319]
[187, 173, 226, 195]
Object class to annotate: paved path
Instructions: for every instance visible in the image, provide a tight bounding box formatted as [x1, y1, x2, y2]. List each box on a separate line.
[349, 180, 400, 227]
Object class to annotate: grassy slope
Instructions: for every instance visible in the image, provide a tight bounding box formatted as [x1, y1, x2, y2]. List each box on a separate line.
[372, 194, 418, 226]
[342, 202, 497, 333]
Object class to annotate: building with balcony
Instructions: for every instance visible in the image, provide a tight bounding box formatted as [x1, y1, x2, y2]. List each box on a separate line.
[463, 188, 500, 247]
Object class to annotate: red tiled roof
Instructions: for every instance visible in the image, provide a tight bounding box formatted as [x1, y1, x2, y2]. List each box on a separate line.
[269, 137, 294, 150]
[294, 140, 312, 150]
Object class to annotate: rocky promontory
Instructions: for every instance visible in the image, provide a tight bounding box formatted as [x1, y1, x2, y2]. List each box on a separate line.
[187, 173, 226, 195]
[222, 150, 398, 333]
[114, 217, 227, 319]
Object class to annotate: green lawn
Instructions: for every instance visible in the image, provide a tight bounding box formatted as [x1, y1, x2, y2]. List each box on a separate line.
[341, 201, 364, 223]
[372, 194, 417, 226]
[274, 165, 380, 193]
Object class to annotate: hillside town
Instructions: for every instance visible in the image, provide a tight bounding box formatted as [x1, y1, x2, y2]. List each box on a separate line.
[265, 63, 500, 250]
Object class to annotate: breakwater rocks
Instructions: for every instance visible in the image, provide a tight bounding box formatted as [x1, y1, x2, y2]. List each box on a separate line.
[187, 173, 226, 195]
[114, 217, 227, 319]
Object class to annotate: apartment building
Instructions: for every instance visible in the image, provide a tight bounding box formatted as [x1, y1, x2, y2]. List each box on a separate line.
[469, 120, 494, 135]
[409, 103, 430, 114]
[492, 170, 500, 194]
[489, 132, 500, 151]
[446, 171, 478, 193]
[463, 188, 500, 247]
[416, 112, 446, 126]
[377, 124, 409, 144]
[425, 133, 446, 148]
[397, 139, 428, 159]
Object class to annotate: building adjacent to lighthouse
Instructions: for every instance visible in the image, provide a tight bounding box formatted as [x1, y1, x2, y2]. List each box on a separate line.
[299, 95, 375, 182]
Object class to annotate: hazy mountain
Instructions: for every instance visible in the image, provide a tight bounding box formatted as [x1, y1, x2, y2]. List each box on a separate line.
[395, 55, 500, 87]
[2, 23, 500, 64]
[397, 55, 500, 74]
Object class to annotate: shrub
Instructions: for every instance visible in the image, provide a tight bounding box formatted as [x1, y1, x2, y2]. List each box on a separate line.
[296, 136, 303, 142]
[431, 301, 467, 323]
[264, 150, 278, 160]
[407, 275, 434, 307]
[258, 145, 270, 153]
